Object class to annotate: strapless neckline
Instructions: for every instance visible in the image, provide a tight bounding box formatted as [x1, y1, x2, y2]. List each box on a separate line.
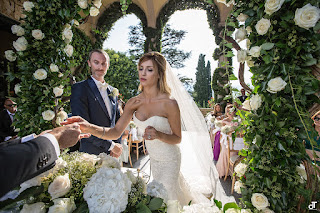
[133, 112, 168, 122]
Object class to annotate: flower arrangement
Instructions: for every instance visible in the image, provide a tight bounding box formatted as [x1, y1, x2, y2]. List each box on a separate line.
[0, 152, 167, 213]
[220, 0, 320, 211]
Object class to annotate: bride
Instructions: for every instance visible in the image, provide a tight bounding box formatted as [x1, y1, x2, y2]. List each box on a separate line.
[63, 52, 234, 205]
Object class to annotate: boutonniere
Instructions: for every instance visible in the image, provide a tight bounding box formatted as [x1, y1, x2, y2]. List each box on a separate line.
[109, 88, 119, 98]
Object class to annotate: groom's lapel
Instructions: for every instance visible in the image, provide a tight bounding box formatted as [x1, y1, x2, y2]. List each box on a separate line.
[107, 87, 116, 121]
[87, 77, 110, 120]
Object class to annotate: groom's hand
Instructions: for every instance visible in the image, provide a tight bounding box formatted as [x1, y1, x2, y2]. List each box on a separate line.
[61, 116, 91, 133]
[110, 143, 123, 158]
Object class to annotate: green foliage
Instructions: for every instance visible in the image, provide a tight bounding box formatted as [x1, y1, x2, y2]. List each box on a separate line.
[105, 50, 140, 101]
[212, 67, 230, 104]
[194, 54, 212, 107]
[228, 0, 320, 211]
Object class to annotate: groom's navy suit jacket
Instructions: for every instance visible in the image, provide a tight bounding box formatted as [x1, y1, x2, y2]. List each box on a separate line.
[71, 77, 121, 155]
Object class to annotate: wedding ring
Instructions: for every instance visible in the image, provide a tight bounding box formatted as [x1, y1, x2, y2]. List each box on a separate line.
[148, 135, 151, 139]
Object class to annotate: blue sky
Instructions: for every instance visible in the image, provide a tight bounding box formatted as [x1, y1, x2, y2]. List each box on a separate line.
[103, 9, 252, 92]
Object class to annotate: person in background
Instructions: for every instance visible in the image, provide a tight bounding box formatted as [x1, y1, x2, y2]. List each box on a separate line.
[0, 98, 18, 142]
[211, 103, 223, 118]
[237, 88, 248, 103]
[306, 104, 320, 164]
[0, 124, 90, 197]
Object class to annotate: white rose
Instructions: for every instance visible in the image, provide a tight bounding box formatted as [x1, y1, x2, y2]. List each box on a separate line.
[235, 27, 247, 42]
[80, 153, 100, 166]
[249, 46, 261, 57]
[251, 193, 269, 210]
[93, 0, 102, 8]
[48, 198, 76, 213]
[78, 0, 88, 9]
[167, 200, 181, 213]
[112, 88, 119, 97]
[266, 77, 287, 93]
[262, 208, 275, 213]
[64, 44, 73, 57]
[216, 0, 234, 7]
[90, 6, 99, 16]
[5, 50, 17, 62]
[294, 4, 320, 30]
[234, 162, 248, 177]
[242, 100, 251, 111]
[53, 86, 64, 97]
[21, 202, 46, 213]
[23, 1, 35, 12]
[250, 94, 262, 110]
[246, 26, 252, 34]
[11, 25, 25, 36]
[32, 29, 45, 40]
[48, 174, 72, 199]
[255, 18, 271, 35]
[62, 24, 73, 43]
[13, 36, 28, 51]
[265, 0, 285, 15]
[54, 157, 67, 171]
[50, 63, 59, 72]
[237, 13, 248, 22]
[226, 208, 241, 213]
[73, 19, 80, 26]
[42, 110, 55, 121]
[33, 68, 47, 80]
[14, 84, 21, 94]
[246, 59, 255, 67]
[234, 180, 244, 194]
[237, 49, 247, 63]
[241, 209, 252, 213]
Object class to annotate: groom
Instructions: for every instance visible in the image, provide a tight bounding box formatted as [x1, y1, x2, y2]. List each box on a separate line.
[71, 49, 122, 157]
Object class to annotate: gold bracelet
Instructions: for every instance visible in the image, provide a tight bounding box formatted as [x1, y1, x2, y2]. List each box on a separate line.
[101, 127, 105, 138]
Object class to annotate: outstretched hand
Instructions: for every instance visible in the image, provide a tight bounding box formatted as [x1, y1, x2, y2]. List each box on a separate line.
[61, 116, 91, 133]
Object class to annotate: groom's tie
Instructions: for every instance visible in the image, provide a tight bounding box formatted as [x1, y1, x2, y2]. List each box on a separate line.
[97, 82, 112, 118]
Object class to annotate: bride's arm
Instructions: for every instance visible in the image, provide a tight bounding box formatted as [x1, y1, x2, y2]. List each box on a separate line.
[62, 97, 141, 140]
[144, 99, 182, 144]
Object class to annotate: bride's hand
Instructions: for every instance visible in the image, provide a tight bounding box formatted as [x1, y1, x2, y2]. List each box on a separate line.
[61, 116, 91, 133]
[143, 126, 158, 140]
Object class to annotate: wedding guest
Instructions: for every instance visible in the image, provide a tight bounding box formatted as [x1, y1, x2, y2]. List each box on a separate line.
[211, 103, 223, 118]
[71, 49, 122, 157]
[237, 88, 248, 103]
[305, 104, 320, 164]
[0, 98, 18, 142]
[0, 124, 90, 197]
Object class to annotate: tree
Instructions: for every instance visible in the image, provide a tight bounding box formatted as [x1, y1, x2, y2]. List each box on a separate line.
[193, 54, 211, 107]
[105, 49, 140, 101]
[128, 23, 190, 69]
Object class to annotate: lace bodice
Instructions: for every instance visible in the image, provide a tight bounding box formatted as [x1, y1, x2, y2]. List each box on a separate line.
[133, 113, 181, 162]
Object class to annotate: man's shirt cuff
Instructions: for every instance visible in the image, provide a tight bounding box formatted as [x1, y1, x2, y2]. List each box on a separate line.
[42, 133, 60, 157]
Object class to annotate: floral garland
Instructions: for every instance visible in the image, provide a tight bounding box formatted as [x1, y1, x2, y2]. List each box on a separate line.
[5, 0, 99, 135]
[221, 0, 320, 211]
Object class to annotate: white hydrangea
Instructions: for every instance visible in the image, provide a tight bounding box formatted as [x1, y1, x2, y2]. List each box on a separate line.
[183, 203, 221, 213]
[13, 36, 28, 51]
[33, 68, 47, 80]
[11, 25, 25, 36]
[32, 29, 45, 40]
[23, 1, 35, 12]
[42, 110, 55, 121]
[83, 168, 131, 213]
[97, 153, 121, 169]
[147, 181, 168, 202]
[5, 50, 17, 62]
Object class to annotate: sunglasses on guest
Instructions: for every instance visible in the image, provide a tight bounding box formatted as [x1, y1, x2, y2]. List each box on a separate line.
[5, 104, 17, 107]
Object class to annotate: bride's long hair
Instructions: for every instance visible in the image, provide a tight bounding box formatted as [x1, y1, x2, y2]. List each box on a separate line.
[137, 52, 171, 95]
